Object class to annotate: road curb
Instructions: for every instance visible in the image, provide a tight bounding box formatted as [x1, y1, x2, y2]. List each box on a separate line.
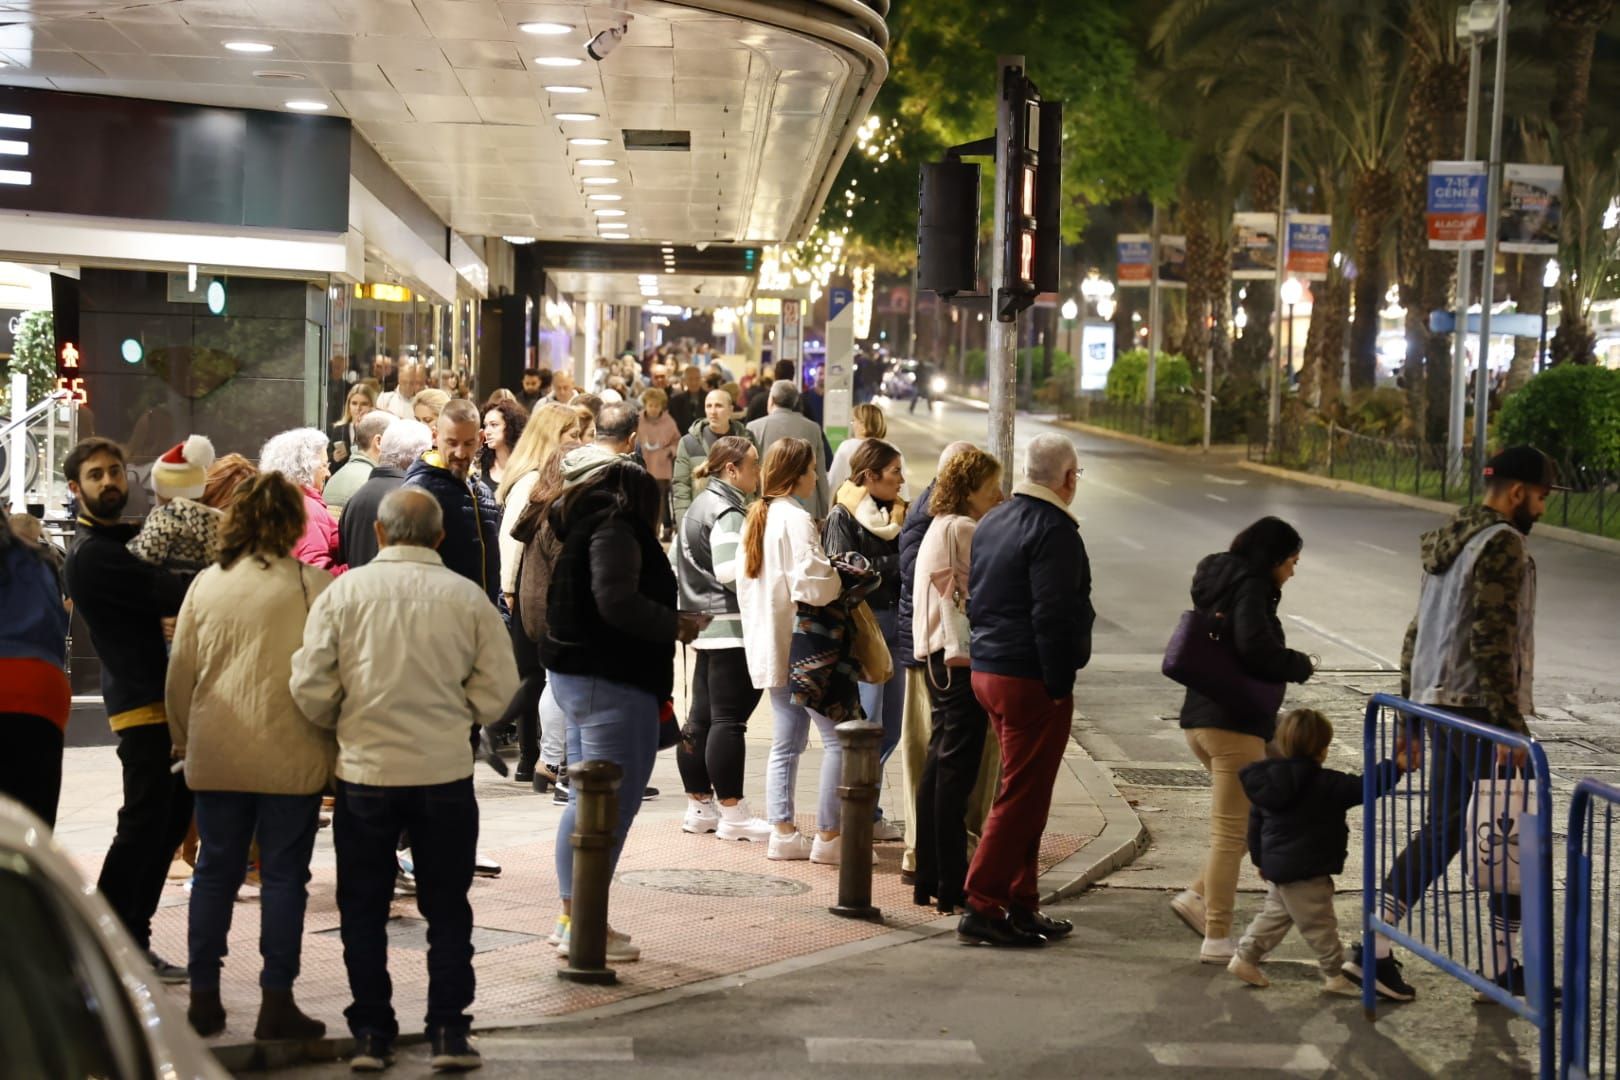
[1237, 459, 1620, 556]
[1040, 746, 1150, 906]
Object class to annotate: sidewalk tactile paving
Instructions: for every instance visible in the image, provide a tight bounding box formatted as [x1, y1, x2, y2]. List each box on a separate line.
[144, 815, 1088, 1044]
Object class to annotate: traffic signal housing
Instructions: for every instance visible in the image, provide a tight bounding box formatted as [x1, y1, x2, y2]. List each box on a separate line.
[997, 71, 1062, 320]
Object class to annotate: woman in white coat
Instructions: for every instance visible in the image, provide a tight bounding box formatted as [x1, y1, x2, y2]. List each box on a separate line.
[736, 437, 845, 863]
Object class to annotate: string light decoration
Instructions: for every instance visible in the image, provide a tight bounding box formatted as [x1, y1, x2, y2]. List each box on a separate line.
[852, 264, 876, 340]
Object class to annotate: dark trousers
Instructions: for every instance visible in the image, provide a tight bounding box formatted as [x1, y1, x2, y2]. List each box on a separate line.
[97, 723, 193, 950]
[964, 672, 1072, 915]
[189, 791, 321, 991]
[676, 648, 762, 801]
[500, 591, 546, 769]
[335, 778, 478, 1040]
[656, 478, 674, 538]
[914, 654, 989, 911]
[0, 713, 64, 827]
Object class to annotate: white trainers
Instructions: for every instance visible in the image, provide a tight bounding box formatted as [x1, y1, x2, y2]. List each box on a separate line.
[1227, 954, 1268, 987]
[546, 914, 569, 947]
[871, 817, 904, 842]
[554, 923, 641, 962]
[715, 800, 773, 842]
[1322, 974, 1359, 996]
[1170, 889, 1207, 937]
[1200, 935, 1237, 964]
[810, 834, 878, 866]
[767, 830, 814, 860]
[682, 799, 720, 835]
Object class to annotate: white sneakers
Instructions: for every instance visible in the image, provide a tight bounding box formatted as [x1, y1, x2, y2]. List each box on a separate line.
[682, 799, 720, 834]
[871, 817, 904, 842]
[552, 917, 642, 963]
[715, 800, 773, 842]
[1200, 935, 1236, 964]
[767, 830, 814, 861]
[810, 834, 878, 866]
[1170, 889, 1207, 937]
[1227, 954, 1268, 987]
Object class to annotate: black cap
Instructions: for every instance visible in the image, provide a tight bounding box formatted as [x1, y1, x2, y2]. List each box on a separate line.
[1483, 446, 1566, 490]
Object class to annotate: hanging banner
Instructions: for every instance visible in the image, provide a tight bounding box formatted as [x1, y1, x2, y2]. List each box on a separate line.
[1285, 214, 1333, 281]
[1230, 212, 1279, 279]
[1499, 163, 1564, 254]
[1158, 235, 1188, 288]
[1426, 161, 1487, 250]
[1117, 234, 1152, 286]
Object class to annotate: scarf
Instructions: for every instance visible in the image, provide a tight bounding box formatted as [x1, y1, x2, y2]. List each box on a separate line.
[834, 481, 906, 541]
[561, 444, 622, 487]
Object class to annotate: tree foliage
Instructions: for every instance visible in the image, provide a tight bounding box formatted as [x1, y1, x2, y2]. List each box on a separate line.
[1496, 364, 1620, 471]
[1, 310, 55, 415]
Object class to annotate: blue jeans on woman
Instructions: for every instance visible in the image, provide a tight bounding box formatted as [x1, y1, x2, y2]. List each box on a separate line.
[550, 672, 660, 901]
[764, 687, 844, 833]
[188, 791, 321, 991]
[858, 605, 905, 817]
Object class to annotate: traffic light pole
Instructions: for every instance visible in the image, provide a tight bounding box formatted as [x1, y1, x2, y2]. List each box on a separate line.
[987, 54, 1022, 492]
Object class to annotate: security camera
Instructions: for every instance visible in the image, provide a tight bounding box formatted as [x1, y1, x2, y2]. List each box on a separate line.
[586, 17, 631, 61]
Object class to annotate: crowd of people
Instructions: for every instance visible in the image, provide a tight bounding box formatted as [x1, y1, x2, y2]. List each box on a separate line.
[0, 328, 1558, 1066]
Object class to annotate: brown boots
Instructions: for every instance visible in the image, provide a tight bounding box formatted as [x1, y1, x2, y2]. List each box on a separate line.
[254, 987, 327, 1042]
[187, 987, 226, 1037]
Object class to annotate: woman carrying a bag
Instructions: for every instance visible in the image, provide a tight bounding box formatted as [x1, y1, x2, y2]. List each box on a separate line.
[911, 448, 1003, 913]
[1172, 516, 1316, 965]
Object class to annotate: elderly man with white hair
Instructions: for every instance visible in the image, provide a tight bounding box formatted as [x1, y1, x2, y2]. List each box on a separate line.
[290, 486, 517, 1072]
[956, 432, 1095, 948]
[339, 419, 433, 569]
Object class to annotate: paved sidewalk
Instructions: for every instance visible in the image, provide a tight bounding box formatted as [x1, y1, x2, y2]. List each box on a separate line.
[49, 690, 1141, 1070]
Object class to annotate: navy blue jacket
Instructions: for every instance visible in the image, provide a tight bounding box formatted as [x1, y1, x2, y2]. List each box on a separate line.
[1244, 756, 1400, 883]
[895, 480, 936, 669]
[1, 540, 68, 667]
[967, 490, 1094, 699]
[402, 454, 501, 605]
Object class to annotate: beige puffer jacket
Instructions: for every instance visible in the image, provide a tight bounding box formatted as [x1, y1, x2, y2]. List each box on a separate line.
[167, 554, 336, 794]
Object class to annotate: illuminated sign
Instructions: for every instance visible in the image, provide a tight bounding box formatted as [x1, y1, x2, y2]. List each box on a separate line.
[206, 278, 226, 315]
[355, 282, 413, 303]
[1021, 166, 1037, 218]
[754, 297, 782, 316]
[55, 340, 87, 405]
[1019, 230, 1035, 284]
[120, 338, 143, 364]
[0, 111, 30, 186]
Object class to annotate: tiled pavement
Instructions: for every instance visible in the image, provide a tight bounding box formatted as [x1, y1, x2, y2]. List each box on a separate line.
[49, 693, 1128, 1065]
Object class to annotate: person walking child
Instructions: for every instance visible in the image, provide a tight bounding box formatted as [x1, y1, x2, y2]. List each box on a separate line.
[1227, 708, 1418, 994]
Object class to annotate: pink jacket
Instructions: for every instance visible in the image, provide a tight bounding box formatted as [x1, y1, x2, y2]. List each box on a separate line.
[638, 410, 681, 481]
[912, 512, 975, 661]
[294, 486, 346, 575]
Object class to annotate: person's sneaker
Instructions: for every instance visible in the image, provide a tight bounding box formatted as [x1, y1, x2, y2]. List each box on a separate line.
[1170, 889, 1207, 937]
[546, 914, 570, 947]
[473, 852, 502, 878]
[715, 801, 773, 842]
[642, 786, 660, 801]
[146, 950, 189, 984]
[810, 834, 879, 866]
[349, 1034, 395, 1072]
[1227, 954, 1269, 988]
[1199, 936, 1236, 964]
[682, 799, 720, 835]
[767, 830, 814, 861]
[429, 1028, 481, 1072]
[1473, 961, 1561, 1005]
[1323, 974, 1360, 996]
[871, 817, 904, 842]
[553, 922, 642, 962]
[1343, 944, 1417, 1002]
[552, 782, 570, 806]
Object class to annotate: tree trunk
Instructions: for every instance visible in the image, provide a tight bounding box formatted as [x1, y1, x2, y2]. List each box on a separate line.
[1550, 281, 1597, 364]
[1507, 254, 1545, 391]
[1349, 168, 1397, 390]
[1315, 272, 1349, 412]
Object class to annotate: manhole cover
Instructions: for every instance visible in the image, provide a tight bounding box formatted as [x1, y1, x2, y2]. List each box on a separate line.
[1112, 767, 1211, 789]
[618, 869, 812, 898]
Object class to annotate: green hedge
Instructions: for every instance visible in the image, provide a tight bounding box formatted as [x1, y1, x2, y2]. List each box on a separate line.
[1105, 348, 1193, 405]
[1497, 364, 1620, 472]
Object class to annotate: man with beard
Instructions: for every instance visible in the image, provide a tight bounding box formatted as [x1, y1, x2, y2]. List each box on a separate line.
[62, 437, 194, 982]
[403, 400, 500, 606]
[1345, 445, 1559, 1005]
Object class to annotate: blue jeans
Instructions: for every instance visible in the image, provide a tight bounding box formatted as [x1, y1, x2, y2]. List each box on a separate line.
[764, 686, 844, 833]
[188, 791, 321, 992]
[550, 672, 660, 901]
[335, 778, 478, 1040]
[859, 605, 905, 816]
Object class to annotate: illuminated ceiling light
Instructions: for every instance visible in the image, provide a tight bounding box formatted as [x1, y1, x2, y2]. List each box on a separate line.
[569, 137, 610, 146]
[637, 275, 657, 283]
[224, 40, 275, 53]
[284, 100, 329, 112]
[582, 176, 619, 186]
[502, 235, 536, 245]
[594, 209, 627, 217]
[586, 193, 622, 202]
[555, 112, 598, 122]
[519, 21, 574, 35]
[534, 56, 584, 67]
[544, 84, 590, 94]
[576, 158, 616, 167]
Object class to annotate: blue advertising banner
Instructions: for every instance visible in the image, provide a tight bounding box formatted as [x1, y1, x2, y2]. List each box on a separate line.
[1285, 214, 1332, 280]
[1118, 234, 1152, 286]
[1427, 161, 1487, 250]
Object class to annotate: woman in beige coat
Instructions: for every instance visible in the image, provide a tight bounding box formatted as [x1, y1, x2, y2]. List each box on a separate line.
[167, 473, 335, 1041]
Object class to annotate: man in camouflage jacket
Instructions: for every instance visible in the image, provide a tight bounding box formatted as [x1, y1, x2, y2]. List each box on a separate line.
[1350, 446, 1558, 1004]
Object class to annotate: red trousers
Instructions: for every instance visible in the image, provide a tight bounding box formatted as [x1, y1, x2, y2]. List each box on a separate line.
[963, 671, 1073, 915]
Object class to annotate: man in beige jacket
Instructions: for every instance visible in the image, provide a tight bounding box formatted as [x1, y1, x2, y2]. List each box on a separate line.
[290, 487, 517, 1072]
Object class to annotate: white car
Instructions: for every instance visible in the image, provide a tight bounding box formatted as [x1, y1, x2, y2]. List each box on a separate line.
[0, 797, 229, 1079]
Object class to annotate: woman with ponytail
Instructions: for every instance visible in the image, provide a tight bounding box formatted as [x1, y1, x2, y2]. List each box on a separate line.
[736, 438, 845, 862]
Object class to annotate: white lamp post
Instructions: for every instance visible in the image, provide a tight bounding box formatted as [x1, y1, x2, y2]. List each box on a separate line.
[1279, 277, 1304, 391]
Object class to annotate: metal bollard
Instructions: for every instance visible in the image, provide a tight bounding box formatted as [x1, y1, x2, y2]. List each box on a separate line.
[557, 760, 623, 985]
[829, 719, 884, 921]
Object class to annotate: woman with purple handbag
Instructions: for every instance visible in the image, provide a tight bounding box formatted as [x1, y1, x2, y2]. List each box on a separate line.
[1164, 517, 1316, 966]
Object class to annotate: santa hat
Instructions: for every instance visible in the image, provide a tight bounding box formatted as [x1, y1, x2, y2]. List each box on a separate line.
[151, 435, 216, 500]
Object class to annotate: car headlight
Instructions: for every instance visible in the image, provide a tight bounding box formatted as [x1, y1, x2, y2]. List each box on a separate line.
[929, 375, 947, 394]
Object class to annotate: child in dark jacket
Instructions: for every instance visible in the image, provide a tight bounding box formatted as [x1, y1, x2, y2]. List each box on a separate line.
[1227, 708, 1416, 993]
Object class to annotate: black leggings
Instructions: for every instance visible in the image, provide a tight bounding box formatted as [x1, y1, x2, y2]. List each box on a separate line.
[676, 648, 761, 801]
[499, 588, 545, 768]
[0, 712, 64, 827]
[914, 652, 989, 912]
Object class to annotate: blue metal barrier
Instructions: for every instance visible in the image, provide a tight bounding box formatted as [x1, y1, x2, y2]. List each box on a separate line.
[1362, 693, 1555, 1079]
[1561, 780, 1620, 1079]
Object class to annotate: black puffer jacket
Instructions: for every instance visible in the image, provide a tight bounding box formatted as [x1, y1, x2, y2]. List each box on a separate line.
[895, 481, 936, 670]
[1243, 756, 1399, 883]
[1177, 552, 1314, 741]
[402, 454, 501, 605]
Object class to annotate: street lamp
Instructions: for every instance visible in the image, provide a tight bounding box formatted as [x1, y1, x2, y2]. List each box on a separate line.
[1234, 305, 1248, 332]
[1060, 298, 1079, 321]
[1096, 296, 1116, 322]
[1539, 258, 1559, 373]
[1280, 277, 1304, 393]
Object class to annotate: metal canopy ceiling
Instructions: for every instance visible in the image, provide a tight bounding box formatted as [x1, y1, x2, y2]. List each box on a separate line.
[0, 1, 887, 266]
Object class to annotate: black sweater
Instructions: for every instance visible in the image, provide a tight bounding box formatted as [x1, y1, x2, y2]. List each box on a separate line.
[63, 517, 191, 729]
[1243, 756, 1400, 883]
